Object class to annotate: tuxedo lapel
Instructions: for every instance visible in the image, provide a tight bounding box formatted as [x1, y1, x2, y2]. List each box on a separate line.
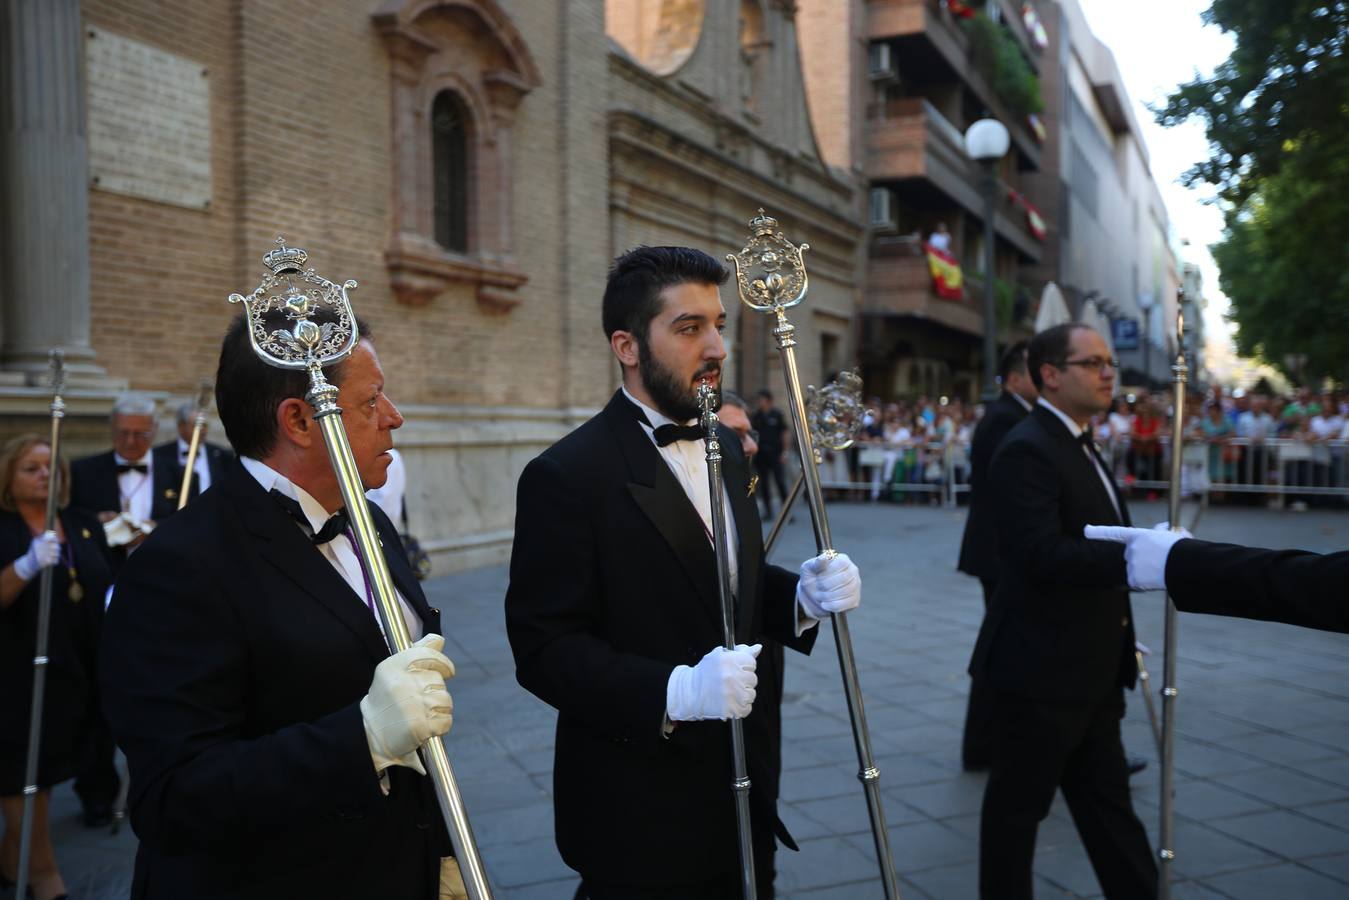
[604, 393, 723, 630]
[1031, 406, 1125, 526]
[226, 466, 389, 663]
[722, 426, 762, 643]
[372, 502, 438, 635]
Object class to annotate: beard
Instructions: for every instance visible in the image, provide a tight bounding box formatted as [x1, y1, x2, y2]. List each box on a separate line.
[638, 338, 720, 422]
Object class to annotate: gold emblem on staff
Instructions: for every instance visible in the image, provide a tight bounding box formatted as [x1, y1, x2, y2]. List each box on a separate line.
[68, 577, 83, 603]
[747, 474, 759, 497]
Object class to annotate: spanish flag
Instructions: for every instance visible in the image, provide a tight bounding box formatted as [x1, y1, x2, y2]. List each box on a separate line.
[925, 244, 964, 300]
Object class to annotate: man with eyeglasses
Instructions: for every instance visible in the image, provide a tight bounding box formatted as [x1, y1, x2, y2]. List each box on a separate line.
[971, 324, 1156, 899]
[71, 393, 180, 555]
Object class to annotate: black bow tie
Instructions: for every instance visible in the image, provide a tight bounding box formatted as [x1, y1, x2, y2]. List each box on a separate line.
[653, 423, 707, 447]
[116, 463, 148, 474]
[270, 489, 349, 545]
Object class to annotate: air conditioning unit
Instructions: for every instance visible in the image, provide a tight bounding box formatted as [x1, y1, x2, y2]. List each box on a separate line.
[869, 187, 897, 231]
[868, 42, 896, 81]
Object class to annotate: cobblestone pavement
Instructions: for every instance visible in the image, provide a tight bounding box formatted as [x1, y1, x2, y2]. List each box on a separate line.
[40, 500, 1349, 899]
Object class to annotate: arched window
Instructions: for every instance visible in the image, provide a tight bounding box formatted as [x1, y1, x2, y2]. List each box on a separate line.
[431, 91, 470, 253]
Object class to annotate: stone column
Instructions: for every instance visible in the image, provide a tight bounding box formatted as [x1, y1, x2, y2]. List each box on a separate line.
[0, 0, 102, 383]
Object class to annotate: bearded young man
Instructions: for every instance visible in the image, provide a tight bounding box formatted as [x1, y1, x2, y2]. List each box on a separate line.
[505, 246, 862, 899]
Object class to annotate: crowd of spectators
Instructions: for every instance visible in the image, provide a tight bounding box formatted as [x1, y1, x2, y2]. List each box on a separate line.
[840, 386, 1349, 509]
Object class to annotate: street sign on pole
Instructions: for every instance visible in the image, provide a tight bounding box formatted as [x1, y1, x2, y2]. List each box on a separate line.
[1113, 318, 1141, 351]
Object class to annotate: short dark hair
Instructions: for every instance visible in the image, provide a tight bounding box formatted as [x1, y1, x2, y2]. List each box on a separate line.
[1027, 324, 1088, 391]
[721, 390, 750, 413]
[215, 312, 371, 459]
[998, 340, 1030, 383]
[757, 389, 772, 401]
[601, 246, 728, 343]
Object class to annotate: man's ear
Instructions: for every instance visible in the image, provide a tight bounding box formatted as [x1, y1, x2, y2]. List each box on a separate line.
[611, 330, 640, 369]
[275, 397, 314, 449]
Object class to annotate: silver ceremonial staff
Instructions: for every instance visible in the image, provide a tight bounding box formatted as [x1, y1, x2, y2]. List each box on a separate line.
[764, 371, 865, 558]
[176, 381, 214, 511]
[16, 350, 66, 900]
[697, 382, 757, 900]
[229, 238, 492, 900]
[1158, 299, 1188, 899]
[728, 212, 901, 898]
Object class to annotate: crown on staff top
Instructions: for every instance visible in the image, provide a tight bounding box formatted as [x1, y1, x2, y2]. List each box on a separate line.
[263, 236, 309, 274]
[748, 209, 778, 237]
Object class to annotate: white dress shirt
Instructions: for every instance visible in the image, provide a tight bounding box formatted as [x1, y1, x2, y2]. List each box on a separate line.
[177, 437, 213, 494]
[240, 456, 422, 642]
[114, 453, 154, 522]
[623, 387, 738, 588]
[1037, 398, 1123, 522]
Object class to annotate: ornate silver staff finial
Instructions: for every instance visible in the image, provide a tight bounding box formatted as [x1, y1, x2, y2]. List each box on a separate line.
[806, 369, 864, 459]
[47, 350, 66, 398]
[228, 236, 359, 372]
[726, 209, 811, 315]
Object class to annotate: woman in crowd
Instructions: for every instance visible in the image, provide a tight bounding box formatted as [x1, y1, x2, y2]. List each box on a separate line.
[1201, 400, 1236, 493]
[0, 436, 114, 900]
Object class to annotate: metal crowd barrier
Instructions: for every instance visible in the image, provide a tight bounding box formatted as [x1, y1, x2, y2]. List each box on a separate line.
[820, 441, 970, 506]
[1111, 436, 1349, 503]
[815, 436, 1349, 509]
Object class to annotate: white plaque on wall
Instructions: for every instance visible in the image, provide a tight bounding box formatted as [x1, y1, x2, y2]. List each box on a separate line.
[85, 27, 211, 209]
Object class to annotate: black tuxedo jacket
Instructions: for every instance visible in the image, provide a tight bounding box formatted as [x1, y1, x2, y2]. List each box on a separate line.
[969, 404, 1137, 702]
[70, 450, 179, 523]
[505, 390, 817, 887]
[150, 440, 235, 509]
[100, 462, 449, 899]
[958, 391, 1030, 579]
[1167, 539, 1349, 634]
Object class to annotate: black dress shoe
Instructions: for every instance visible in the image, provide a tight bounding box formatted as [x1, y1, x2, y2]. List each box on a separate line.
[82, 801, 114, 828]
[1127, 755, 1149, 776]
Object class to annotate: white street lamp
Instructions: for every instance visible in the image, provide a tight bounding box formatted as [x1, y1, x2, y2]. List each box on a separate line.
[964, 118, 1010, 399]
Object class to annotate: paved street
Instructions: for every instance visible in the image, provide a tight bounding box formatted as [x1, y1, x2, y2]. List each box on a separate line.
[44, 500, 1349, 898]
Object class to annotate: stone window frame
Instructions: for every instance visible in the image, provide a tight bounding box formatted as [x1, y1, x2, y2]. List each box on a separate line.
[373, 0, 541, 312]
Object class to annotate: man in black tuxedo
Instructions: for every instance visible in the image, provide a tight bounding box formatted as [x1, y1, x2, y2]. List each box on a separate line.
[67, 393, 175, 826]
[1085, 525, 1349, 634]
[149, 401, 235, 508]
[100, 314, 458, 899]
[70, 394, 179, 535]
[505, 246, 863, 899]
[972, 323, 1156, 899]
[957, 340, 1034, 770]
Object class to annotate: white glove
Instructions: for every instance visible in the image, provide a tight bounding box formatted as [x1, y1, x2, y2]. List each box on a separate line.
[1083, 525, 1190, 591]
[14, 531, 60, 581]
[666, 644, 761, 721]
[361, 633, 455, 775]
[796, 551, 862, 619]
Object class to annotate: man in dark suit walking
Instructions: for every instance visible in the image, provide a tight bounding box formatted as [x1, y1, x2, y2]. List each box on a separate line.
[100, 315, 458, 899]
[957, 340, 1034, 770]
[66, 393, 177, 826]
[505, 246, 863, 899]
[149, 401, 235, 508]
[972, 323, 1156, 899]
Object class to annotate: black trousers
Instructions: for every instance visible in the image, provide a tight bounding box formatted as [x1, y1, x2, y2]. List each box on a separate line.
[961, 577, 997, 768]
[74, 707, 120, 810]
[980, 690, 1156, 900]
[754, 454, 789, 518]
[577, 820, 777, 899]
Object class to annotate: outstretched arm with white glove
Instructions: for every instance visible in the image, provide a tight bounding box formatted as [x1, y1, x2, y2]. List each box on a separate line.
[1083, 525, 1191, 591]
[795, 551, 862, 633]
[361, 633, 455, 776]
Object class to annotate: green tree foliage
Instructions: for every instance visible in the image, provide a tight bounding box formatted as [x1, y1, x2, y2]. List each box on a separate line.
[963, 12, 1043, 119]
[1157, 1, 1349, 380]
